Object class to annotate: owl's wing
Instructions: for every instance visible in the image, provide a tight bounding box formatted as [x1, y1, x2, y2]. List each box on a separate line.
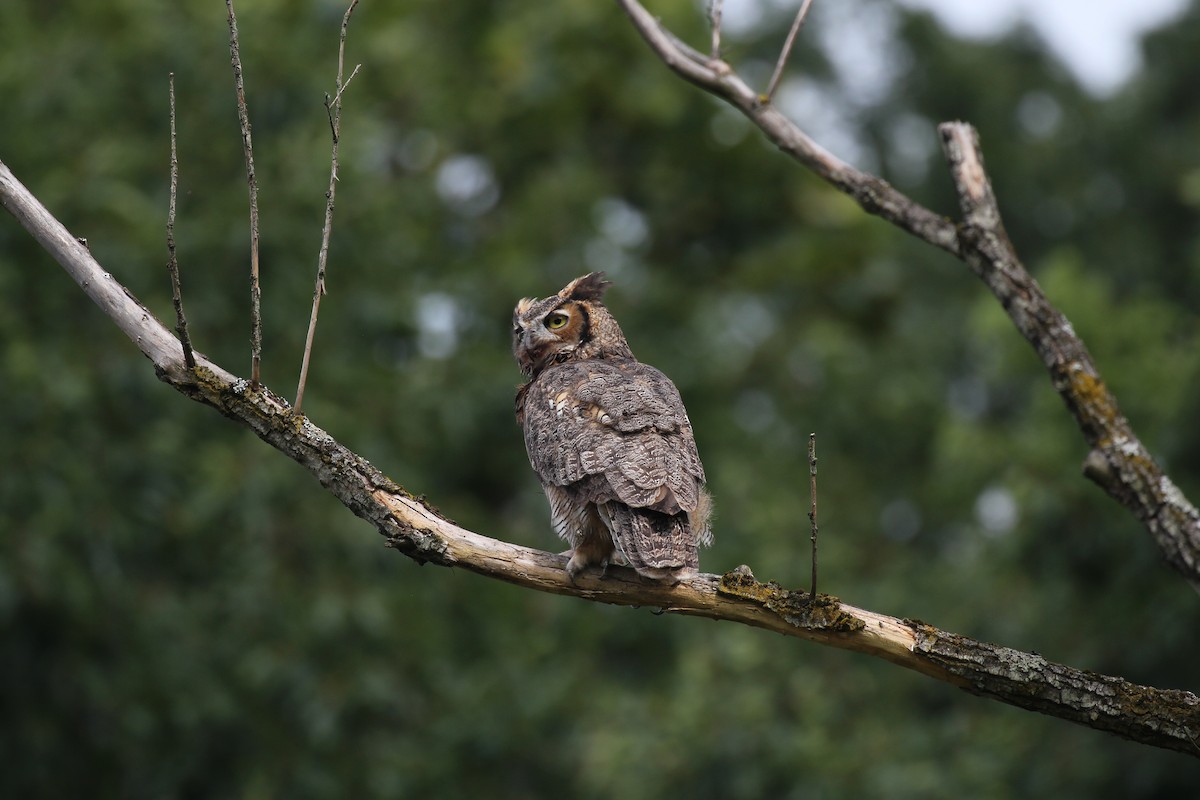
[521, 359, 706, 514]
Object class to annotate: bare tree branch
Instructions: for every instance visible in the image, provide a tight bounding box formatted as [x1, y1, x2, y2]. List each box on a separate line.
[1, 162, 212, 383]
[166, 73, 196, 370]
[5, 0, 1200, 763]
[3, 157, 1200, 757]
[613, 0, 1200, 592]
[614, 0, 959, 255]
[296, 0, 361, 414]
[226, 0, 263, 388]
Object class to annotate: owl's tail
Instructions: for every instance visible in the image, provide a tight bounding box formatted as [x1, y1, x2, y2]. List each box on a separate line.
[601, 502, 698, 582]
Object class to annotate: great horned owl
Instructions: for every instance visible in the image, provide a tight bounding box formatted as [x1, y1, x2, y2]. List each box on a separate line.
[513, 272, 712, 582]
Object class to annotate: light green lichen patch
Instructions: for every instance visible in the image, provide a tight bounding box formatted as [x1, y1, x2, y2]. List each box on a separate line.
[718, 565, 864, 633]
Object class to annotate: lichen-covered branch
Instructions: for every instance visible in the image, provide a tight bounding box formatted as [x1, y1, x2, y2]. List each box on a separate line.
[3, 156, 1199, 757]
[614, 0, 1200, 591]
[937, 123, 1200, 592]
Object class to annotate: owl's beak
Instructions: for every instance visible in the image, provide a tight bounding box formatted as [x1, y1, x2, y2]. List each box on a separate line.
[520, 326, 557, 349]
[516, 328, 558, 377]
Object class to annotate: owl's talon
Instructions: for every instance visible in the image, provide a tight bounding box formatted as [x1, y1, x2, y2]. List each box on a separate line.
[565, 550, 611, 582]
[564, 558, 583, 583]
[564, 550, 585, 582]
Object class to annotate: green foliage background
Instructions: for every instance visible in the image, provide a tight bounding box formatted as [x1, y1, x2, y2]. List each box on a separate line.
[3, 0, 1200, 796]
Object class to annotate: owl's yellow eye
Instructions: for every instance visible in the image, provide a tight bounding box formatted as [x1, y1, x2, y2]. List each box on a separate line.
[546, 311, 570, 330]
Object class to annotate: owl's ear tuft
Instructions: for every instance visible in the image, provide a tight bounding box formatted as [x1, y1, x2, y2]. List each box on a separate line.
[560, 272, 611, 302]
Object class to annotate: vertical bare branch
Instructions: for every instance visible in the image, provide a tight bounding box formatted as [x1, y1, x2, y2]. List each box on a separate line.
[166, 73, 196, 370]
[807, 432, 818, 602]
[226, 0, 263, 388]
[765, 0, 815, 102]
[709, 0, 723, 60]
[295, 0, 361, 414]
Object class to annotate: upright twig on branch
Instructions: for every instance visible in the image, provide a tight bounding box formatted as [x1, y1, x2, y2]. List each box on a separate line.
[295, 0, 362, 413]
[166, 73, 196, 371]
[226, 0, 263, 388]
[807, 432, 818, 602]
[764, 0, 815, 102]
[709, 0, 723, 60]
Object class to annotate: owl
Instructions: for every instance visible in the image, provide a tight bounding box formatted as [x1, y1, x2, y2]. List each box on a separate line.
[513, 272, 712, 582]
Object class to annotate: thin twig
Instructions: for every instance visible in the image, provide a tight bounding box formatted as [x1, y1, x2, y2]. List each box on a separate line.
[765, 0, 815, 102]
[166, 73, 196, 370]
[295, 0, 360, 413]
[330, 63, 362, 110]
[709, 0, 723, 60]
[226, 0, 262, 388]
[807, 432, 818, 602]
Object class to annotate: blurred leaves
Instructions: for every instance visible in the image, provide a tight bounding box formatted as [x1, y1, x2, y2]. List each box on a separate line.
[3, 0, 1200, 797]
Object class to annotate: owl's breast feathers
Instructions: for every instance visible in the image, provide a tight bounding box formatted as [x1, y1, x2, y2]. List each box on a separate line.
[518, 358, 706, 520]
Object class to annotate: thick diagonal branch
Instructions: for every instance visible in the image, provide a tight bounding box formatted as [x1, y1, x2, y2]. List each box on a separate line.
[614, 0, 1200, 590]
[3, 158, 1199, 757]
[938, 123, 1200, 591]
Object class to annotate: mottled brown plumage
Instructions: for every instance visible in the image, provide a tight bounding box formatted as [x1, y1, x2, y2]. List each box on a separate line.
[513, 272, 712, 581]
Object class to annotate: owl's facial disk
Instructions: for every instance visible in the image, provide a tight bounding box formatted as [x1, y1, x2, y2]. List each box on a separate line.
[513, 299, 587, 377]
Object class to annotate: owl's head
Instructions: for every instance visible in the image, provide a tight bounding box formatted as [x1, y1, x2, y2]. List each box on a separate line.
[512, 272, 634, 377]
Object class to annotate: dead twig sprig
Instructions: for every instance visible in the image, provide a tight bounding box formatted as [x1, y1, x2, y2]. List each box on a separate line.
[807, 432, 818, 602]
[765, 0, 815, 102]
[295, 0, 362, 414]
[709, 0, 724, 60]
[165, 73, 196, 371]
[225, 0, 263, 388]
